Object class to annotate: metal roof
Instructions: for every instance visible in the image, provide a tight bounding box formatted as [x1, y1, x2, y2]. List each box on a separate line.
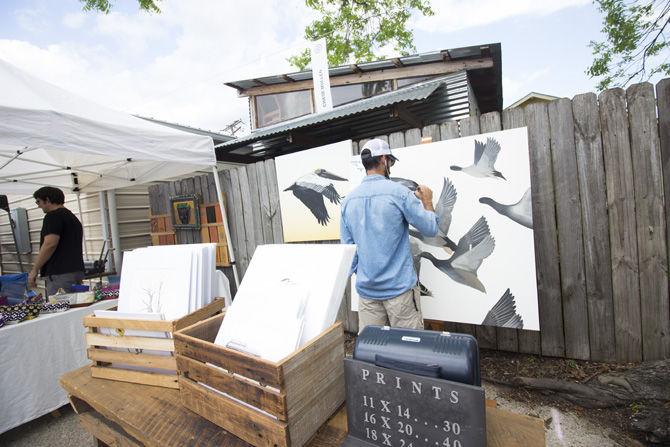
[135, 116, 234, 144]
[225, 44, 495, 91]
[216, 72, 470, 161]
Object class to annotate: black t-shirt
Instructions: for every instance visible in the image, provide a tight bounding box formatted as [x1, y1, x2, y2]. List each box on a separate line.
[40, 207, 85, 276]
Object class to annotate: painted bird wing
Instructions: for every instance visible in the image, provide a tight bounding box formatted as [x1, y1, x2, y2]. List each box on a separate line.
[451, 217, 495, 274]
[296, 179, 343, 204]
[473, 140, 486, 165]
[477, 137, 502, 170]
[290, 186, 330, 225]
[451, 234, 495, 277]
[454, 217, 491, 255]
[435, 177, 457, 236]
[482, 288, 522, 327]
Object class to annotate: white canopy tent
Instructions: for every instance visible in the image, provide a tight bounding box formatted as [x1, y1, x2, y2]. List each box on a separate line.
[0, 58, 239, 285]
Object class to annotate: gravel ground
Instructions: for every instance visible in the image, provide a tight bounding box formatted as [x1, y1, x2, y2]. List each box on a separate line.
[0, 405, 95, 447]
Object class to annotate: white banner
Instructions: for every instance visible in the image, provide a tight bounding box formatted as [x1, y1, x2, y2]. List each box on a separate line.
[310, 38, 333, 113]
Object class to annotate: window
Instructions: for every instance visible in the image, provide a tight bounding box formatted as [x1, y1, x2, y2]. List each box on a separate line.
[255, 90, 312, 127]
[331, 81, 393, 106]
[396, 76, 436, 88]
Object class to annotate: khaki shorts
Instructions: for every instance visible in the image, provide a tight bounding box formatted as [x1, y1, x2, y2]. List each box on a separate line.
[358, 287, 423, 333]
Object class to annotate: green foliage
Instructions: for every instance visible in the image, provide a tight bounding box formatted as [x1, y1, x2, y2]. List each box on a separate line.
[79, 0, 161, 14]
[588, 0, 670, 89]
[289, 0, 434, 70]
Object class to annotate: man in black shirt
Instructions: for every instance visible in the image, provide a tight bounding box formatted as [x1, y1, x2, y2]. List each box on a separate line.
[29, 187, 85, 296]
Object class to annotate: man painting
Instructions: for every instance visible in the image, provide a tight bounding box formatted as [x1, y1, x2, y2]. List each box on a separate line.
[341, 139, 438, 331]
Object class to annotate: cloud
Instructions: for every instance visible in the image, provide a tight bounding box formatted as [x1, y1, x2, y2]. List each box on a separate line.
[14, 6, 49, 33]
[62, 11, 87, 29]
[503, 67, 552, 106]
[415, 0, 591, 33]
[0, 0, 316, 133]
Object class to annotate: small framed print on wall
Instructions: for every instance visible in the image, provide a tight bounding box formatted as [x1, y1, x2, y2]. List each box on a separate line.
[170, 194, 201, 230]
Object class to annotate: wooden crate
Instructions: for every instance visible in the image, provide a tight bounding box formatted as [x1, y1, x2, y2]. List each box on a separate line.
[83, 299, 225, 389]
[174, 313, 345, 447]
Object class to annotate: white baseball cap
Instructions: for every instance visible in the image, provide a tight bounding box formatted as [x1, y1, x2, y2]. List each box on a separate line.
[360, 139, 398, 161]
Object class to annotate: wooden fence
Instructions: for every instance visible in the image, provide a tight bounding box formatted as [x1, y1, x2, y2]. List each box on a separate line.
[154, 78, 670, 363]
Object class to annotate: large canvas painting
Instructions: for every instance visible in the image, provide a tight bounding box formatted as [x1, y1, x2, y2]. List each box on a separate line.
[275, 140, 353, 242]
[349, 128, 539, 331]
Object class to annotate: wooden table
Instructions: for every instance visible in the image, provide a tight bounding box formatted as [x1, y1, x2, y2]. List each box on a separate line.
[61, 366, 545, 447]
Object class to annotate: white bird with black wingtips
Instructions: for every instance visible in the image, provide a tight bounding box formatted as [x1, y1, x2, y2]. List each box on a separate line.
[450, 137, 507, 180]
[284, 169, 347, 226]
[479, 187, 533, 229]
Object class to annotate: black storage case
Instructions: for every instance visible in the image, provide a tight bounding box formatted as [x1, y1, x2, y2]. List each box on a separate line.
[354, 325, 481, 386]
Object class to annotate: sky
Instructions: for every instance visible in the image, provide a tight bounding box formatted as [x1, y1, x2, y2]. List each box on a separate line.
[0, 0, 641, 135]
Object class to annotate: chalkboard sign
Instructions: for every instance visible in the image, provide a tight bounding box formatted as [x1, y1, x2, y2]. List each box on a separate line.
[343, 358, 486, 447]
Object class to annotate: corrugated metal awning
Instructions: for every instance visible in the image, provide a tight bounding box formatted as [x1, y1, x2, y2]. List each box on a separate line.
[216, 72, 469, 161]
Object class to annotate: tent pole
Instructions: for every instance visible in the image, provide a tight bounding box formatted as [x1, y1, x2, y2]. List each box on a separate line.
[107, 190, 122, 273]
[212, 166, 239, 288]
[98, 192, 112, 271]
[75, 192, 89, 260]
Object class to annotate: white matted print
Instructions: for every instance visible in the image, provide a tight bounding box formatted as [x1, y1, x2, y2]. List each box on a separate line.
[275, 140, 353, 242]
[349, 128, 539, 331]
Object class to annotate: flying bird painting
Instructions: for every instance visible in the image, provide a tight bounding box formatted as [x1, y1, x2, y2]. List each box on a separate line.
[409, 177, 458, 253]
[479, 187, 533, 229]
[481, 288, 524, 328]
[450, 137, 506, 180]
[419, 217, 495, 293]
[284, 169, 347, 225]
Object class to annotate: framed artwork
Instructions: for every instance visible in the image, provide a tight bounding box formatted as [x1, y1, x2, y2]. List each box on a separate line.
[349, 128, 540, 331]
[275, 140, 353, 242]
[170, 194, 201, 230]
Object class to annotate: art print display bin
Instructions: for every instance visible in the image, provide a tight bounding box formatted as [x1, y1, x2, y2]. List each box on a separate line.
[83, 298, 225, 389]
[174, 312, 345, 447]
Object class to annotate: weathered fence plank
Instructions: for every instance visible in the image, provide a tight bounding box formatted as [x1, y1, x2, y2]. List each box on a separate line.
[656, 80, 670, 344]
[421, 124, 440, 143]
[626, 82, 670, 360]
[572, 93, 616, 362]
[439, 121, 459, 140]
[389, 131, 405, 149]
[404, 128, 421, 146]
[264, 159, 284, 243]
[598, 88, 643, 362]
[245, 163, 264, 249]
[474, 112, 501, 350]
[548, 98, 589, 360]
[237, 167, 257, 262]
[256, 160, 274, 244]
[227, 168, 249, 276]
[207, 172, 218, 205]
[525, 102, 565, 358]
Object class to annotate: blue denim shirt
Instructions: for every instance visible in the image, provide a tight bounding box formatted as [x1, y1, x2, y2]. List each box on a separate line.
[340, 174, 438, 300]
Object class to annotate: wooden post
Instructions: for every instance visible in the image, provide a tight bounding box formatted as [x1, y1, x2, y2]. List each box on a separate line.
[572, 92, 616, 361]
[598, 88, 643, 362]
[525, 102, 565, 358]
[627, 82, 670, 360]
[548, 98, 589, 360]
